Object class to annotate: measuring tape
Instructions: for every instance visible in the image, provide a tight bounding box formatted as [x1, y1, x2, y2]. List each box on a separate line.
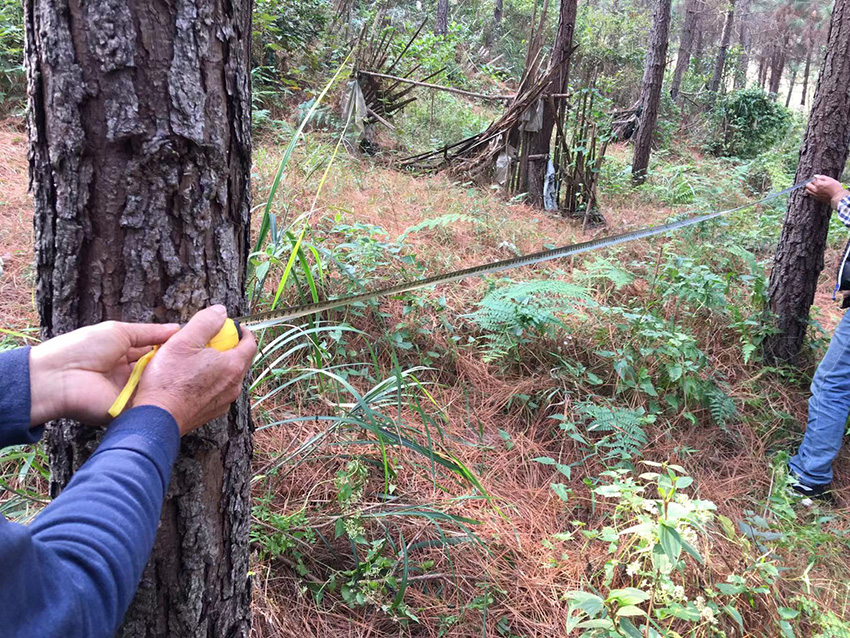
[108, 177, 812, 417]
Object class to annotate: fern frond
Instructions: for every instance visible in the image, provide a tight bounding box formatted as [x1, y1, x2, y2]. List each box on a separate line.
[398, 213, 482, 242]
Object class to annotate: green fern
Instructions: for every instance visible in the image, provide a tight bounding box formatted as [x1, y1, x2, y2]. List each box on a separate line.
[704, 385, 738, 427]
[470, 280, 587, 361]
[574, 255, 636, 291]
[573, 401, 654, 462]
[398, 213, 482, 242]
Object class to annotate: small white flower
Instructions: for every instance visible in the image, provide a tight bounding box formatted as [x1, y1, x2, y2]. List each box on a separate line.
[626, 561, 641, 577]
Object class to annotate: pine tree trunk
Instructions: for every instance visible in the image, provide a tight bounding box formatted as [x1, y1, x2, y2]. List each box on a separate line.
[709, 0, 736, 93]
[670, 0, 699, 100]
[525, 0, 579, 207]
[734, 0, 751, 89]
[23, 0, 254, 635]
[494, 0, 503, 24]
[785, 63, 797, 107]
[757, 54, 767, 88]
[765, 0, 850, 364]
[801, 43, 813, 106]
[632, 0, 672, 184]
[768, 36, 788, 95]
[436, 0, 449, 35]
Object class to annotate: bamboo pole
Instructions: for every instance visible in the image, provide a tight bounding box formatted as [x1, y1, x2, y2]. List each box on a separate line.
[358, 70, 515, 101]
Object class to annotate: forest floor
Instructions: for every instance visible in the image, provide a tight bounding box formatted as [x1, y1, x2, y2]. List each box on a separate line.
[2, 119, 850, 636]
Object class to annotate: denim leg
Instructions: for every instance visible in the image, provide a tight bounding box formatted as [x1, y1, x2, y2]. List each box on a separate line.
[790, 310, 850, 485]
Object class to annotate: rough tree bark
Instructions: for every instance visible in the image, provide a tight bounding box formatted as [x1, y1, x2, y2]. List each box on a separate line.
[801, 42, 813, 105]
[734, 0, 751, 89]
[525, 0, 579, 207]
[670, 0, 699, 100]
[494, 0, 503, 24]
[765, 0, 850, 364]
[24, 0, 254, 635]
[708, 0, 736, 93]
[436, 0, 449, 35]
[632, 0, 672, 184]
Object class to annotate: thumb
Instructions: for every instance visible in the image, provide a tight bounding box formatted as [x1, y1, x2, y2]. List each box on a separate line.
[171, 305, 229, 349]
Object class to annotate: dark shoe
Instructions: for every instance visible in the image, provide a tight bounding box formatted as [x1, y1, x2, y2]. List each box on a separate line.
[787, 469, 832, 503]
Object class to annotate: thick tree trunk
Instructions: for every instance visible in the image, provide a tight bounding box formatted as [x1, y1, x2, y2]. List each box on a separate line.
[24, 0, 254, 635]
[632, 0, 672, 184]
[765, 0, 850, 364]
[801, 43, 813, 106]
[436, 0, 449, 35]
[494, 0, 503, 24]
[525, 0, 579, 207]
[734, 0, 751, 89]
[670, 0, 699, 100]
[708, 0, 736, 93]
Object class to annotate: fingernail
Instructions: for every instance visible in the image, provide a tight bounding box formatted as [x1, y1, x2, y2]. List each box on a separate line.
[164, 323, 180, 331]
[211, 304, 227, 317]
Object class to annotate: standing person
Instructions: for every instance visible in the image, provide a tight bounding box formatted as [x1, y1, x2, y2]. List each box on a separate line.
[0, 306, 256, 637]
[789, 175, 850, 499]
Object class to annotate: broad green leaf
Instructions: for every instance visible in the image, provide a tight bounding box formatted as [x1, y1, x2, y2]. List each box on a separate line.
[658, 523, 682, 564]
[607, 587, 650, 606]
[565, 591, 604, 616]
[616, 605, 647, 617]
[724, 604, 744, 633]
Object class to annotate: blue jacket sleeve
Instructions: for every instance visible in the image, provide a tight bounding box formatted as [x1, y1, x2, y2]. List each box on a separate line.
[0, 346, 44, 446]
[0, 349, 181, 638]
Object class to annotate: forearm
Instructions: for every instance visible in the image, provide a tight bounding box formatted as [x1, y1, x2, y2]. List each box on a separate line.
[0, 406, 179, 637]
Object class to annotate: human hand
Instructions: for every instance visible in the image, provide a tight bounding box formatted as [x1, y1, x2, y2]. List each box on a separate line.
[805, 175, 850, 209]
[131, 305, 257, 436]
[29, 321, 181, 426]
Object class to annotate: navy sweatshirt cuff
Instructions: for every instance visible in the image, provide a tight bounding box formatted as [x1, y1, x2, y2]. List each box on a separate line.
[0, 346, 44, 447]
[93, 406, 180, 494]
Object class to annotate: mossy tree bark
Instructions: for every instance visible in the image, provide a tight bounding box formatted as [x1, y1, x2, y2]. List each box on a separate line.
[23, 0, 254, 635]
[765, 0, 850, 364]
[632, 0, 672, 184]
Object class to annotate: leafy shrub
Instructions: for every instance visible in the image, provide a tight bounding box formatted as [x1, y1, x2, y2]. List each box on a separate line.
[0, 0, 24, 114]
[706, 88, 793, 159]
[253, 0, 330, 58]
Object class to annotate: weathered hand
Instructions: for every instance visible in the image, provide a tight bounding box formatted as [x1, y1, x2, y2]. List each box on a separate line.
[29, 321, 181, 426]
[805, 174, 850, 209]
[132, 306, 257, 436]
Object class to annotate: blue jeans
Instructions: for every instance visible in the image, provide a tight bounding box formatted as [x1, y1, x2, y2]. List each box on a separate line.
[790, 309, 850, 485]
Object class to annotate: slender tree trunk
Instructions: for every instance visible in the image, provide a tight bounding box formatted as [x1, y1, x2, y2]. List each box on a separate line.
[734, 0, 751, 89]
[494, 0, 503, 24]
[670, 0, 699, 100]
[436, 0, 449, 35]
[709, 0, 736, 93]
[525, 0, 579, 207]
[24, 0, 254, 635]
[801, 43, 813, 106]
[768, 36, 789, 95]
[765, 0, 850, 364]
[757, 54, 767, 88]
[785, 63, 797, 107]
[632, 0, 673, 184]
